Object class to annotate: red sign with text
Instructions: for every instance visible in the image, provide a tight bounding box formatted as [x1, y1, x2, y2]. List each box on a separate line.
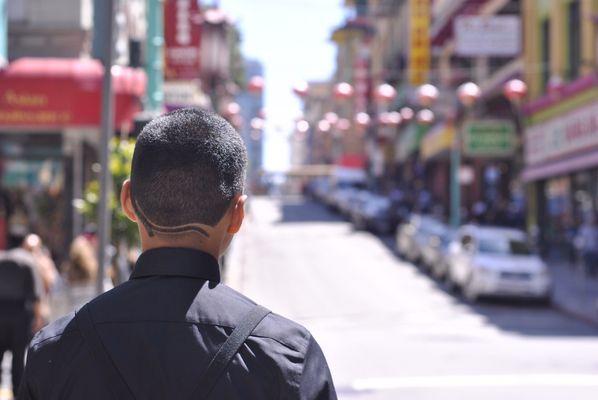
[164, 0, 202, 80]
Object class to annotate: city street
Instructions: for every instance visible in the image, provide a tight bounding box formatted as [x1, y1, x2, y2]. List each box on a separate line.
[226, 197, 598, 400]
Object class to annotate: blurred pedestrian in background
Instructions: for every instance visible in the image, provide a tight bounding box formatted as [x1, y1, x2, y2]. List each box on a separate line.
[0, 241, 44, 398]
[576, 214, 598, 277]
[58, 228, 99, 314]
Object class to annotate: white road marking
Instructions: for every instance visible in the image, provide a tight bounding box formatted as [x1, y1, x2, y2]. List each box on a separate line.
[352, 374, 598, 391]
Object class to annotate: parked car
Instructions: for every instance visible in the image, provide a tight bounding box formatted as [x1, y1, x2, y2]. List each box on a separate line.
[445, 226, 552, 302]
[396, 214, 445, 263]
[350, 194, 393, 234]
[420, 224, 454, 275]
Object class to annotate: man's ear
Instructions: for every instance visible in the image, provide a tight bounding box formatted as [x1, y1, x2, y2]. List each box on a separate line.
[227, 195, 247, 234]
[121, 179, 138, 222]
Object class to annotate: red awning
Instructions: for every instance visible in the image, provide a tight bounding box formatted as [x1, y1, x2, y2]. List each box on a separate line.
[336, 154, 366, 169]
[0, 58, 146, 129]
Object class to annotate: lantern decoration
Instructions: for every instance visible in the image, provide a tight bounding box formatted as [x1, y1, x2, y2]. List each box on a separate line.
[324, 112, 339, 125]
[250, 117, 265, 130]
[457, 82, 481, 108]
[296, 120, 309, 133]
[354, 112, 371, 127]
[400, 107, 414, 122]
[292, 81, 309, 97]
[417, 84, 439, 107]
[503, 79, 528, 104]
[336, 118, 351, 131]
[333, 82, 354, 100]
[416, 109, 435, 125]
[378, 112, 402, 127]
[224, 102, 241, 116]
[375, 83, 397, 103]
[318, 119, 332, 132]
[387, 111, 402, 126]
[247, 75, 265, 93]
[258, 108, 267, 119]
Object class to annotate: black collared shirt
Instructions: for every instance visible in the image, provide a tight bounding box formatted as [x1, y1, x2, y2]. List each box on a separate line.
[18, 248, 337, 400]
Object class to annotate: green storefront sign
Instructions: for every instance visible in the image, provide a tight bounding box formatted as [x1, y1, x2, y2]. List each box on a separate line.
[463, 120, 516, 157]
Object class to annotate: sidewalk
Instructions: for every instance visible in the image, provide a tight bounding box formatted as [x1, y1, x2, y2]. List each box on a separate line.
[549, 259, 598, 326]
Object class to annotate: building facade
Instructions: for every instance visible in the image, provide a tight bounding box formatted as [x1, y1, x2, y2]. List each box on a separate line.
[522, 0, 598, 256]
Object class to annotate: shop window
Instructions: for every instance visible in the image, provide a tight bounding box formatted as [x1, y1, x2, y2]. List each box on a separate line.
[540, 19, 551, 92]
[567, 0, 581, 80]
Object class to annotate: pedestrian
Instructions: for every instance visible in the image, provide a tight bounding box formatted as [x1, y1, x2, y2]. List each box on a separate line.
[576, 213, 598, 277]
[46, 228, 101, 321]
[0, 242, 44, 398]
[18, 108, 337, 399]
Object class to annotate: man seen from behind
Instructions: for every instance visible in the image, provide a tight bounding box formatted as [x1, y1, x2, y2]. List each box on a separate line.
[18, 108, 337, 399]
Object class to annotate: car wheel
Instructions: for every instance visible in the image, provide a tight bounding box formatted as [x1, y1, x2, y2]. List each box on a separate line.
[444, 271, 459, 293]
[463, 276, 479, 303]
[538, 292, 552, 307]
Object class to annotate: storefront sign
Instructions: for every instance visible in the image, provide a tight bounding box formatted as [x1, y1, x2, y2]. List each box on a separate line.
[408, 0, 430, 85]
[526, 101, 598, 166]
[164, 0, 202, 80]
[163, 80, 209, 110]
[463, 120, 516, 157]
[421, 123, 454, 160]
[0, 59, 145, 128]
[454, 16, 521, 56]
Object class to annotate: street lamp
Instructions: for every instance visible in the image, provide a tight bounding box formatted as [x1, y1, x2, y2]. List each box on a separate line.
[416, 108, 435, 125]
[375, 83, 397, 104]
[293, 81, 309, 97]
[503, 78, 528, 105]
[333, 82, 355, 100]
[451, 81, 481, 228]
[247, 75, 264, 93]
[324, 111, 339, 125]
[336, 118, 351, 132]
[318, 119, 332, 132]
[417, 84, 439, 107]
[400, 107, 414, 122]
[355, 112, 371, 128]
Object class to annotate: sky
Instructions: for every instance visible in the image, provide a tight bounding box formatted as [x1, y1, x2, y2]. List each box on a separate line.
[218, 0, 346, 172]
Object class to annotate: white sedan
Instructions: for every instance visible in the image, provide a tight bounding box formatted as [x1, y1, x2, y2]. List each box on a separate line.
[446, 226, 552, 302]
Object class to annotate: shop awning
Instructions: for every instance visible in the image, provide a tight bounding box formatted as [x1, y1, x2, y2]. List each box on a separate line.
[0, 58, 146, 129]
[420, 123, 454, 160]
[396, 124, 427, 162]
[522, 149, 598, 182]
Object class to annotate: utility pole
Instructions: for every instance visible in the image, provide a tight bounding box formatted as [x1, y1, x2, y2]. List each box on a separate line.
[96, 0, 116, 295]
[0, 0, 7, 67]
[145, 0, 164, 111]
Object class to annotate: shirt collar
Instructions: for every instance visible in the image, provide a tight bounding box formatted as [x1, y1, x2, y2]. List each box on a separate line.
[130, 247, 221, 282]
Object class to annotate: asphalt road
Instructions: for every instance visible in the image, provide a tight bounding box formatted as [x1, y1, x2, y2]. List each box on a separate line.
[226, 196, 598, 400]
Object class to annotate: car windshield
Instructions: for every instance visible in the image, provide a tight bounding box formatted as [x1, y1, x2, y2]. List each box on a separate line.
[478, 238, 532, 255]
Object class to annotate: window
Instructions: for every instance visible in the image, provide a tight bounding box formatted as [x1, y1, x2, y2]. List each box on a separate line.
[478, 239, 532, 255]
[541, 19, 551, 91]
[567, 0, 581, 80]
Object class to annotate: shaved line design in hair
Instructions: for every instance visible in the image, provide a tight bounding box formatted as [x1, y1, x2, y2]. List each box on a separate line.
[132, 196, 210, 238]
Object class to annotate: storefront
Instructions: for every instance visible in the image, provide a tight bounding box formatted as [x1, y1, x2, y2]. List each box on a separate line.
[0, 58, 146, 261]
[522, 76, 598, 255]
[420, 122, 454, 209]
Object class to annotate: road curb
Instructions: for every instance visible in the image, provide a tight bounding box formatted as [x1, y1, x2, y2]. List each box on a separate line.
[552, 300, 598, 328]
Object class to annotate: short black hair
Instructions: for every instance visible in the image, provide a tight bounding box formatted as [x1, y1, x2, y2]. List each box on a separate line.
[130, 108, 247, 234]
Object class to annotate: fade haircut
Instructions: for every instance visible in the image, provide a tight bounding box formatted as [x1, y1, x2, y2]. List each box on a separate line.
[130, 108, 247, 236]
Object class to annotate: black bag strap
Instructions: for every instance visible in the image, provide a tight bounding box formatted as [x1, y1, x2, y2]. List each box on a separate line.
[190, 304, 271, 399]
[75, 304, 136, 399]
